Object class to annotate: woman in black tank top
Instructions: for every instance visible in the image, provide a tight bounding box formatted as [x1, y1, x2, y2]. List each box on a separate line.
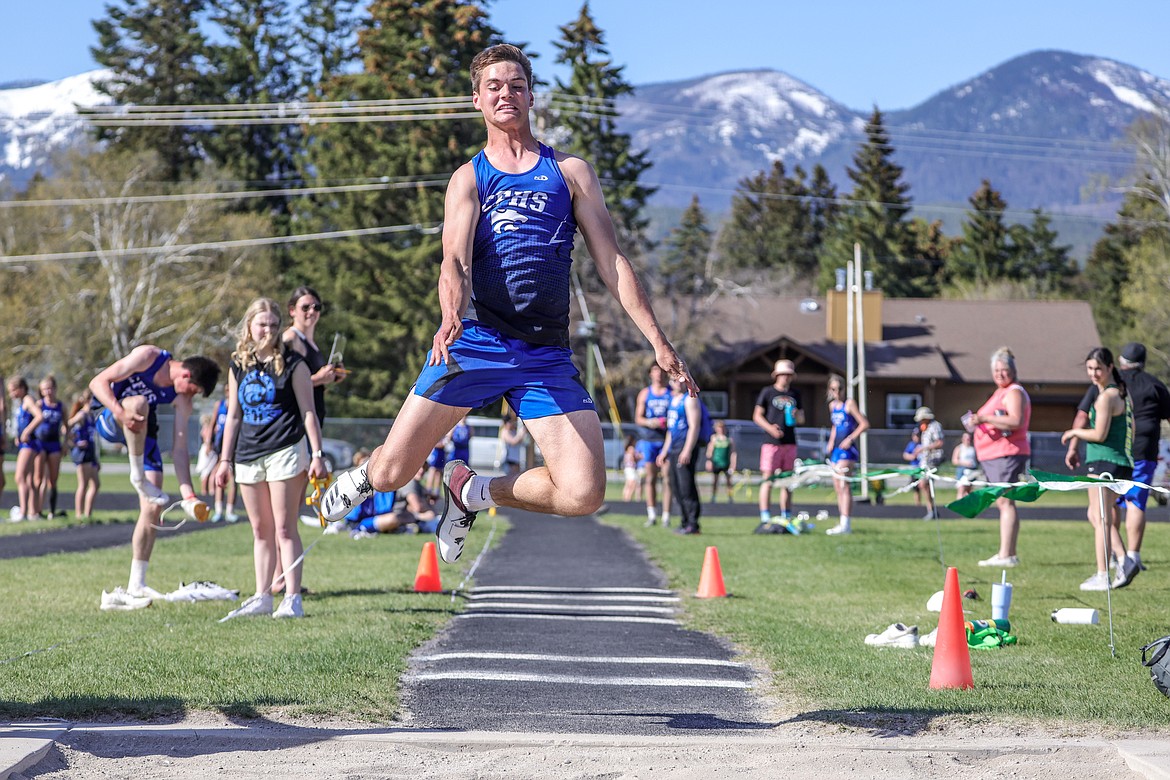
[282, 286, 346, 425]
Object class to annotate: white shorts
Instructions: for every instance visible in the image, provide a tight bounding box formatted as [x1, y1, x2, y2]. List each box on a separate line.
[624, 466, 639, 482]
[195, 447, 218, 480]
[234, 441, 308, 485]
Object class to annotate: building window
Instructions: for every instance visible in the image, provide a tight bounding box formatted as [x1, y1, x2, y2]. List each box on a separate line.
[887, 393, 922, 429]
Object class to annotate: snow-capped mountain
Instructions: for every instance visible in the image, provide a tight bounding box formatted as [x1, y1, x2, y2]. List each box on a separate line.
[0, 70, 110, 186]
[617, 51, 1170, 220]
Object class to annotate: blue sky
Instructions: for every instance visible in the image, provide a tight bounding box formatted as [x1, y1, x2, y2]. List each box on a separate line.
[3, 1, 1168, 109]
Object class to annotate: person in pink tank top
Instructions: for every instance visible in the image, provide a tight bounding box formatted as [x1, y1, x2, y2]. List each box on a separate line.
[964, 347, 1031, 569]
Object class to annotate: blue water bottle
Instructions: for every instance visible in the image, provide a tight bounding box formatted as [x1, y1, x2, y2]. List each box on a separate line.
[784, 402, 795, 427]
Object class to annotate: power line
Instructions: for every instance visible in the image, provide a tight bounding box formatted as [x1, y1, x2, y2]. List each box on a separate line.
[0, 222, 440, 266]
[0, 176, 449, 209]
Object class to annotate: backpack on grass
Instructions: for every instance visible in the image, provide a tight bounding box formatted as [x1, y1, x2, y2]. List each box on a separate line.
[1140, 635, 1170, 697]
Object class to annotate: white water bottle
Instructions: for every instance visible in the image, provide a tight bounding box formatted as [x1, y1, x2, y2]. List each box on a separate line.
[1051, 608, 1099, 625]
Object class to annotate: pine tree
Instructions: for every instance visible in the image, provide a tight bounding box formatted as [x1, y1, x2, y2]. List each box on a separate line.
[205, 0, 303, 199]
[947, 179, 1014, 285]
[715, 161, 829, 282]
[1010, 209, 1076, 295]
[288, 0, 499, 416]
[816, 108, 925, 296]
[91, 0, 219, 179]
[297, 0, 360, 98]
[552, 4, 656, 267]
[661, 195, 712, 295]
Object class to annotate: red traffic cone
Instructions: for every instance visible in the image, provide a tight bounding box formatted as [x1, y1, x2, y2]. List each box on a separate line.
[414, 541, 442, 593]
[696, 546, 728, 598]
[929, 566, 974, 690]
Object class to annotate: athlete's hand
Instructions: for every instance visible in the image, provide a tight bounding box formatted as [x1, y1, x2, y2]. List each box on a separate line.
[117, 404, 146, 434]
[1064, 445, 1080, 470]
[656, 347, 699, 396]
[430, 317, 464, 366]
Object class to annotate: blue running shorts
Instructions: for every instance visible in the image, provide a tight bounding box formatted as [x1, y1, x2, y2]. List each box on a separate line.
[96, 407, 164, 473]
[414, 322, 595, 420]
[1117, 458, 1156, 510]
[636, 439, 664, 465]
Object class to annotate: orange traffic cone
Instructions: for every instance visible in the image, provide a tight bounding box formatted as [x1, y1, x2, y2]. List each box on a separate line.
[414, 541, 442, 593]
[929, 566, 974, 690]
[696, 546, 728, 598]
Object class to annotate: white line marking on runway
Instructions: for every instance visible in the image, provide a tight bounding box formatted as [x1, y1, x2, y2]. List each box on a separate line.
[415, 652, 747, 668]
[407, 671, 752, 689]
[466, 602, 677, 614]
[455, 612, 678, 625]
[470, 586, 675, 595]
[466, 592, 680, 603]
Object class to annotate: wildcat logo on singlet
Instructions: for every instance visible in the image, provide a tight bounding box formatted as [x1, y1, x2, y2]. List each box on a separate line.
[483, 189, 550, 234]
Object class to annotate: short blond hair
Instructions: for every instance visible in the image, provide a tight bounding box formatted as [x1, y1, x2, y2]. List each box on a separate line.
[471, 44, 532, 93]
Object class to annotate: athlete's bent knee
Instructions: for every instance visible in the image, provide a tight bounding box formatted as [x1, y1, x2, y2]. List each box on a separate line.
[366, 453, 413, 493]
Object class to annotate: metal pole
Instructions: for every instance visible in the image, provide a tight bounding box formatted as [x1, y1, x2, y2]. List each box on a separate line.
[855, 243, 870, 501]
[846, 260, 855, 402]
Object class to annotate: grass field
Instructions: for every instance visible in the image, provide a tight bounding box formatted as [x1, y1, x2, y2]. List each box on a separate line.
[2, 475, 1167, 729]
[611, 511, 1169, 730]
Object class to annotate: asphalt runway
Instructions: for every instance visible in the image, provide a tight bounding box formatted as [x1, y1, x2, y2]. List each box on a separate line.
[401, 509, 769, 735]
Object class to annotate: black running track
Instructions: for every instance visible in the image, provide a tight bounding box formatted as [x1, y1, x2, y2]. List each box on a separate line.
[400, 509, 773, 735]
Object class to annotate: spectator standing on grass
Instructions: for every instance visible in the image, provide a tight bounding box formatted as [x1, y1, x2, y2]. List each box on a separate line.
[753, 359, 803, 535]
[215, 297, 327, 620]
[282, 285, 346, 428]
[1065, 342, 1168, 589]
[318, 44, 697, 566]
[497, 412, 526, 476]
[951, 431, 978, 500]
[1061, 347, 1134, 592]
[450, 415, 472, 465]
[7, 376, 44, 522]
[635, 364, 672, 527]
[913, 407, 944, 520]
[35, 375, 66, 518]
[0, 373, 7, 512]
[705, 420, 736, 504]
[621, 434, 643, 501]
[209, 387, 239, 523]
[658, 375, 712, 535]
[67, 390, 101, 520]
[89, 344, 219, 603]
[969, 346, 1031, 569]
[824, 374, 869, 535]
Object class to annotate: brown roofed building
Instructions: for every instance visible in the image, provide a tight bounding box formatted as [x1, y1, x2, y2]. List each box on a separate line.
[698, 293, 1099, 433]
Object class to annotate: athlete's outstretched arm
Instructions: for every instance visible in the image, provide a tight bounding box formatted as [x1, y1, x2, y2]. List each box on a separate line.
[432, 163, 480, 366]
[563, 155, 699, 395]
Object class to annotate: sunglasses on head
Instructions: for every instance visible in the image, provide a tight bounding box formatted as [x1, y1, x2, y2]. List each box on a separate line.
[299, 302, 322, 312]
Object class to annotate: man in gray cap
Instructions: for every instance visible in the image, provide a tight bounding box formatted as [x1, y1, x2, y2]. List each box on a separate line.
[1066, 342, 1170, 587]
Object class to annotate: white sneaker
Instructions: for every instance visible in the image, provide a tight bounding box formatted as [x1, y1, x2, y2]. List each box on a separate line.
[9, 506, 24, 522]
[128, 585, 166, 601]
[220, 593, 274, 621]
[322, 520, 346, 535]
[130, 475, 169, 506]
[919, 627, 938, 648]
[978, 554, 1019, 568]
[320, 463, 372, 521]
[100, 587, 152, 611]
[825, 522, 852, 536]
[225, 511, 241, 523]
[865, 623, 919, 648]
[435, 460, 478, 564]
[1079, 571, 1111, 592]
[1112, 556, 1141, 589]
[273, 593, 304, 619]
[350, 529, 378, 540]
